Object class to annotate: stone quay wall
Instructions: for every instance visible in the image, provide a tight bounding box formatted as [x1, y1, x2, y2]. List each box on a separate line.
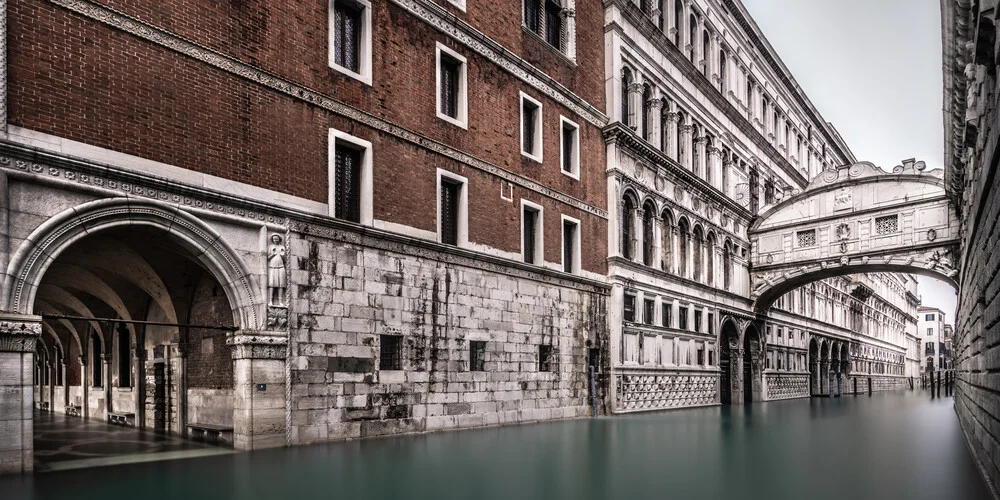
[286, 224, 609, 444]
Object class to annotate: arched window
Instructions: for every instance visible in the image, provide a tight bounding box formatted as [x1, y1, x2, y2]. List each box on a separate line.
[688, 14, 697, 61]
[676, 111, 685, 162]
[702, 29, 710, 76]
[621, 68, 633, 126]
[660, 98, 671, 153]
[641, 84, 652, 141]
[678, 218, 690, 278]
[719, 50, 727, 91]
[673, 1, 683, 46]
[692, 225, 704, 282]
[622, 194, 636, 260]
[722, 240, 732, 289]
[642, 201, 655, 266]
[706, 232, 717, 287]
[661, 210, 674, 273]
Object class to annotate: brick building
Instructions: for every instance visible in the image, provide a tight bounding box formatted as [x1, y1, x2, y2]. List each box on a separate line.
[0, 0, 609, 472]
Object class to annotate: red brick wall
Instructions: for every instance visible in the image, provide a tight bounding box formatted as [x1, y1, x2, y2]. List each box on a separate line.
[9, 0, 607, 273]
[185, 274, 235, 389]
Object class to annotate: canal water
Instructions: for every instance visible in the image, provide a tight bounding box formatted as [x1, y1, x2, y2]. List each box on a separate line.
[4, 391, 990, 500]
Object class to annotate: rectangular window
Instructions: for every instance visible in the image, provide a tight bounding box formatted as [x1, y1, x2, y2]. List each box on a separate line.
[875, 214, 899, 235]
[925, 314, 935, 321]
[329, 0, 371, 84]
[679, 307, 688, 330]
[797, 229, 816, 247]
[643, 299, 655, 325]
[707, 313, 714, 335]
[522, 202, 542, 264]
[624, 294, 636, 322]
[544, 0, 562, 48]
[562, 216, 580, 274]
[560, 117, 580, 178]
[539, 345, 554, 372]
[333, 142, 363, 222]
[697, 347, 705, 366]
[662, 303, 672, 328]
[437, 170, 468, 247]
[708, 349, 715, 366]
[694, 311, 702, 332]
[470, 341, 486, 371]
[927, 328, 933, 336]
[117, 326, 131, 388]
[436, 43, 468, 128]
[524, 0, 541, 34]
[329, 129, 372, 225]
[379, 335, 402, 370]
[777, 328, 783, 338]
[520, 92, 543, 162]
[92, 335, 102, 388]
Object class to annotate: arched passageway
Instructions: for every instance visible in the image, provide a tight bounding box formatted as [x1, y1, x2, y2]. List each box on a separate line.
[719, 320, 740, 405]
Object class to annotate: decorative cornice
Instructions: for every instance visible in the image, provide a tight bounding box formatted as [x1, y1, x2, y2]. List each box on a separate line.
[47, 0, 607, 220]
[389, 0, 605, 126]
[604, 122, 751, 221]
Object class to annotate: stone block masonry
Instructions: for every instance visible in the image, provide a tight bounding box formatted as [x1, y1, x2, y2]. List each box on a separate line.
[287, 227, 608, 444]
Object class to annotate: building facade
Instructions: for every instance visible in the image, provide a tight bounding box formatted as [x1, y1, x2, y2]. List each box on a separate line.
[943, 0, 1000, 494]
[602, 0, 917, 412]
[918, 306, 949, 371]
[0, 0, 611, 472]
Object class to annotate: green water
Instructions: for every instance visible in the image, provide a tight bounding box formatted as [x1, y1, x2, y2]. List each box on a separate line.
[4, 391, 990, 500]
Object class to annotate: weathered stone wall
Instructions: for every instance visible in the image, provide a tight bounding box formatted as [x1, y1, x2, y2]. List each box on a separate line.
[286, 227, 608, 443]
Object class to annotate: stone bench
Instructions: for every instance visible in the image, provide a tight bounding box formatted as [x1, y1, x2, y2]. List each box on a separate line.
[66, 405, 82, 417]
[187, 423, 234, 445]
[108, 412, 135, 427]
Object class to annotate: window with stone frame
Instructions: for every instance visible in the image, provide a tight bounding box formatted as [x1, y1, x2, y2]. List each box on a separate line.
[662, 302, 672, 328]
[520, 92, 543, 162]
[440, 178, 462, 245]
[539, 344, 554, 372]
[436, 43, 468, 128]
[560, 116, 580, 178]
[643, 299, 655, 325]
[694, 310, 702, 332]
[330, 0, 372, 84]
[469, 341, 486, 371]
[379, 334, 403, 370]
[522, 202, 542, 264]
[624, 294, 636, 322]
[333, 140, 363, 223]
[524, 0, 573, 56]
[678, 306, 688, 330]
[875, 214, 899, 235]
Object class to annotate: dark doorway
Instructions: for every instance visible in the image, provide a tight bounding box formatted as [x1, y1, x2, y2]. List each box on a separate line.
[719, 321, 738, 404]
[743, 328, 754, 405]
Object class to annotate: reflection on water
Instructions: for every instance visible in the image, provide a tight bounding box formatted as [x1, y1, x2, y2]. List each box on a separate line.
[4, 391, 990, 500]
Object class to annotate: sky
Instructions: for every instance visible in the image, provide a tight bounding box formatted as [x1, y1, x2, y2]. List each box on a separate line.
[741, 0, 958, 320]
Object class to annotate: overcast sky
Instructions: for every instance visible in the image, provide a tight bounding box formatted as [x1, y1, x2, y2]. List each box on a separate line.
[741, 0, 958, 320]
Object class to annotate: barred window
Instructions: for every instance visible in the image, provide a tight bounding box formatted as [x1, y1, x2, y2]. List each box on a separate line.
[379, 335, 402, 370]
[440, 178, 461, 245]
[797, 229, 816, 247]
[440, 55, 460, 119]
[333, 0, 362, 72]
[875, 215, 898, 235]
[539, 345, 554, 372]
[470, 341, 486, 371]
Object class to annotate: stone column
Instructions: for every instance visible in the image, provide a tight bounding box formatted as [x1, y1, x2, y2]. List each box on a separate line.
[229, 332, 288, 450]
[80, 355, 88, 418]
[812, 360, 821, 395]
[820, 361, 829, 395]
[652, 215, 663, 271]
[102, 352, 111, 417]
[47, 360, 54, 412]
[694, 16, 705, 68]
[666, 0, 677, 39]
[134, 346, 145, 428]
[176, 342, 188, 436]
[0, 315, 42, 473]
[679, 0, 690, 53]
[680, 120, 693, 171]
[632, 208, 643, 264]
[648, 97, 662, 149]
[666, 102, 679, 161]
[628, 82, 643, 132]
[707, 145, 720, 190]
[709, 32, 720, 83]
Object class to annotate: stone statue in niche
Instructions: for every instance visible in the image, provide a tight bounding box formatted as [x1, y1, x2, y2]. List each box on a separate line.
[267, 233, 287, 307]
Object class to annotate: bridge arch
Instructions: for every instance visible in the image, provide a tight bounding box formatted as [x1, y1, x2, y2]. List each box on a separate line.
[748, 160, 960, 312]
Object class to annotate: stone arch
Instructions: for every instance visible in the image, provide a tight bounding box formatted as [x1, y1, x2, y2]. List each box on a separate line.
[742, 321, 763, 404]
[718, 316, 741, 405]
[2, 197, 261, 331]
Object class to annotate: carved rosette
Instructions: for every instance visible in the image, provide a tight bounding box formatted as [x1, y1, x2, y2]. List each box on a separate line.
[227, 331, 288, 360]
[0, 315, 43, 352]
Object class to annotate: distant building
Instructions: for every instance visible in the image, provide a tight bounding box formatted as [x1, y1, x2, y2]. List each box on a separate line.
[917, 307, 948, 371]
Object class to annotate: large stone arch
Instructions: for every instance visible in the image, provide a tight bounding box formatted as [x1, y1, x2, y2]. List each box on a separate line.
[2, 197, 262, 331]
[748, 160, 960, 312]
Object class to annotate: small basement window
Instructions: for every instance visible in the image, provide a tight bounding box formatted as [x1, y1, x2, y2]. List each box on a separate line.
[379, 334, 402, 370]
[539, 344, 554, 372]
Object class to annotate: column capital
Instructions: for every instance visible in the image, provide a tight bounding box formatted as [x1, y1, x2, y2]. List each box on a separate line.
[0, 313, 42, 352]
[227, 331, 288, 360]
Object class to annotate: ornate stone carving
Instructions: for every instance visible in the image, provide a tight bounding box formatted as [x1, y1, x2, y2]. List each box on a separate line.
[0, 315, 43, 352]
[616, 372, 718, 411]
[227, 332, 288, 360]
[267, 233, 288, 307]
